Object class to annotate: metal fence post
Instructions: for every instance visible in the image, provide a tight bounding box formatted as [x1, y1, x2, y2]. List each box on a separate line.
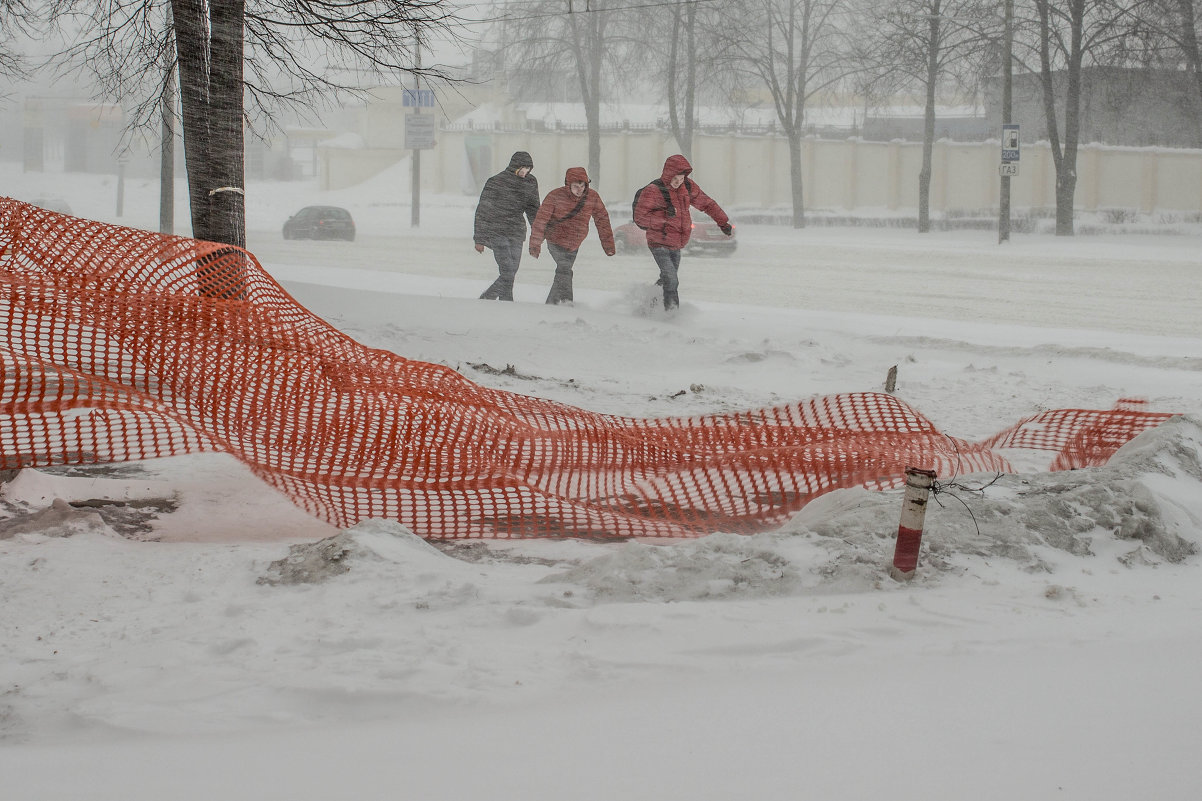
[890, 467, 938, 581]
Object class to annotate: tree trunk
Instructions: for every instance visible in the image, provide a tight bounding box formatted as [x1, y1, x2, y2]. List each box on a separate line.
[1036, 0, 1083, 237]
[668, 6, 682, 153]
[788, 131, 805, 228]
[667, 1, 697, 160]
[683, 4, 696, 159]
[1056, 1, 1084, 237]
[173, 0, 212, 241]
[207, 0, 245, 248]
[159, 4, 176, 235]
[918, 10, 940, 234]
[170, 0, 245, 248]
[586, 36, 602, 182]
[1174, 1, 1202, 147]
[160, 52, 176, 235]
[569, 9, 604, 185]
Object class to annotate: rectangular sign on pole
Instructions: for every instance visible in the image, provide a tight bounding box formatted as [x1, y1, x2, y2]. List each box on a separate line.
[1001, 123, 1020, 162]
[402, 89, 435, 108]
[404, 114, 437, 150]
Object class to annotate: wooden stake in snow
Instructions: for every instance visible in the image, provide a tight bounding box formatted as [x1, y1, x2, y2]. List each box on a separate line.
[889, 467, 937, 581]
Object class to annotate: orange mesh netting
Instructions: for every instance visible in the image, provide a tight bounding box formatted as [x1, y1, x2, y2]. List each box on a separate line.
[980, 398, 1174, 472]
[0, 198, 1175, 539]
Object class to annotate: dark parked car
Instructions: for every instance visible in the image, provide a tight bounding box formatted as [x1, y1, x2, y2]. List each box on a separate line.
[612, 219, 736, 256]
[32, 195, 73, 215]
[282, 206, 356, 241]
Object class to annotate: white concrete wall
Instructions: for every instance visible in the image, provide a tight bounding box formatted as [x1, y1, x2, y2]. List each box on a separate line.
[323, 129, 1202, 216]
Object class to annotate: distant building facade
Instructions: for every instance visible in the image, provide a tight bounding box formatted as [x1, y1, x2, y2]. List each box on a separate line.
[985, 67, 1202, 148]
[861, 115, 991, 143]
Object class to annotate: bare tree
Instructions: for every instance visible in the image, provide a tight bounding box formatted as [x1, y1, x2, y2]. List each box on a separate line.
[1129, 0, 1202, 145]
[861, 0, 999, 232]
[493, 1, 630, 185]
[51, 0, 460, 247]
[1024, 0, 1138, 235]
[666, 0, 699, 158]
[606, 0, 735, 160]
[1171, 0, 1202, 123]
[0, 0, 36, 83]
[565, 3, 608, 181]
[719, 0, 855, 228]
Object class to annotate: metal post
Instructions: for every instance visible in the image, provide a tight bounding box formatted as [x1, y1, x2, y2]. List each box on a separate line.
[998, 0, 1013, 244]
[160, 44, 176, 233]
[411, 41, 421, 228]
[116, 156, 127, 218]
[890, 467, 938, 581]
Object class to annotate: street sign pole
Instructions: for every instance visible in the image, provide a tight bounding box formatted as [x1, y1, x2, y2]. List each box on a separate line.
[411, 42, 421, 228]
[999, 0, 1013, 244]
[116, 155, 128, 217]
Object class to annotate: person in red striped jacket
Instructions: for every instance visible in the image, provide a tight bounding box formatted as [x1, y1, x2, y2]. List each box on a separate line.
[528, 167, 616, 305]
[633, 154, 732, 311]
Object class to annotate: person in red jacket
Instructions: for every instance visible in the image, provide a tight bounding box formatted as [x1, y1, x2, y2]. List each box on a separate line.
[633, 154, 732, 311]
[528, 166, 616, 305]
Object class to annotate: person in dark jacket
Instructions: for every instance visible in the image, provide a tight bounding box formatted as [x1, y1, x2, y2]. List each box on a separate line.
[474, 151, 541, 301]
[633, 153, 732, 311]
[528, 167, 616, 305]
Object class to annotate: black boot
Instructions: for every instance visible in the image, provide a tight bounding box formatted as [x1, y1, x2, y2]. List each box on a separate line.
[546, 273, 574, 305]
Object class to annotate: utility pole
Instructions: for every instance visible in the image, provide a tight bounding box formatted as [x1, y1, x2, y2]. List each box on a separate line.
[160, 7, 176, 235]
[411, 39, 421, 228]
[999, 0, 1013, 243]
[116, 155, 127, 217]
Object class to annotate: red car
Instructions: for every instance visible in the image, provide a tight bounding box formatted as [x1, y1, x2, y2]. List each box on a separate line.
[612, 219, 737, 256]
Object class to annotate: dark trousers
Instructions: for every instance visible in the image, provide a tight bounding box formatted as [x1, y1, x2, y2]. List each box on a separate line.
[480, 238, 523, 301]
[545, 242, 579, 305]
[649, 246, 682, 310]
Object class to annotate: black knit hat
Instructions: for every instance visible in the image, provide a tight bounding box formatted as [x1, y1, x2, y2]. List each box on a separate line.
[508, 151, 534, 171]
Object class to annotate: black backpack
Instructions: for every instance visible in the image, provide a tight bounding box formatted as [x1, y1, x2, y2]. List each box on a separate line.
[632, 179, 681, 229]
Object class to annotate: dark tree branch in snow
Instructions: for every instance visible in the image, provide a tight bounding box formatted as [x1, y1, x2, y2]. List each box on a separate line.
[47, 0, 464, 247]
[488, 0, 637, 185]
[715, 0, 857, 228]
[855, 0, 1000, 233]
[0, 0, 42, 80]
[1026, 0, 1146, 235]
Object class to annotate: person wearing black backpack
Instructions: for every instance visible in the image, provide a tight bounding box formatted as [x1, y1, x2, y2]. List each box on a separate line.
[633, 154, 733, 311]
[528, 167, 616, 305]
[475, 151, 541, 301]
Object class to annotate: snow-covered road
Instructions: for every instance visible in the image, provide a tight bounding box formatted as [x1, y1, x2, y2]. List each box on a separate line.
[248, 223, 1202, 338]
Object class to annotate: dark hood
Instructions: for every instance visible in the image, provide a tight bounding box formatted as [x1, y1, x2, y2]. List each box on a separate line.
[507, 151, 534, 172]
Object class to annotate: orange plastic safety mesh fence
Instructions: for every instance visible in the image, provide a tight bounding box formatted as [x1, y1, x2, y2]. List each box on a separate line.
[0, 199, 1174, 539]
[980, 399, 1174, 472]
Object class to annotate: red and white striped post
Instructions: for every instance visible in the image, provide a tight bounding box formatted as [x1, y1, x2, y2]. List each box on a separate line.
[890, 466, 938, 581]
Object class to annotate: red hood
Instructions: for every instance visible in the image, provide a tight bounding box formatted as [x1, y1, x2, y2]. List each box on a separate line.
[564, 166, 590, 186]
[660, 154, 693, 184]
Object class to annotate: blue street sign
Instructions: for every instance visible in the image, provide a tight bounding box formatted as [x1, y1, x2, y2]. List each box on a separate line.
[402, 89, 435, 108]
[1001, 123, 1020, 162]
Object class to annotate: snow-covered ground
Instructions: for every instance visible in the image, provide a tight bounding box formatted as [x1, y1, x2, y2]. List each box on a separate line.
[3, 161, 1202, 800]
